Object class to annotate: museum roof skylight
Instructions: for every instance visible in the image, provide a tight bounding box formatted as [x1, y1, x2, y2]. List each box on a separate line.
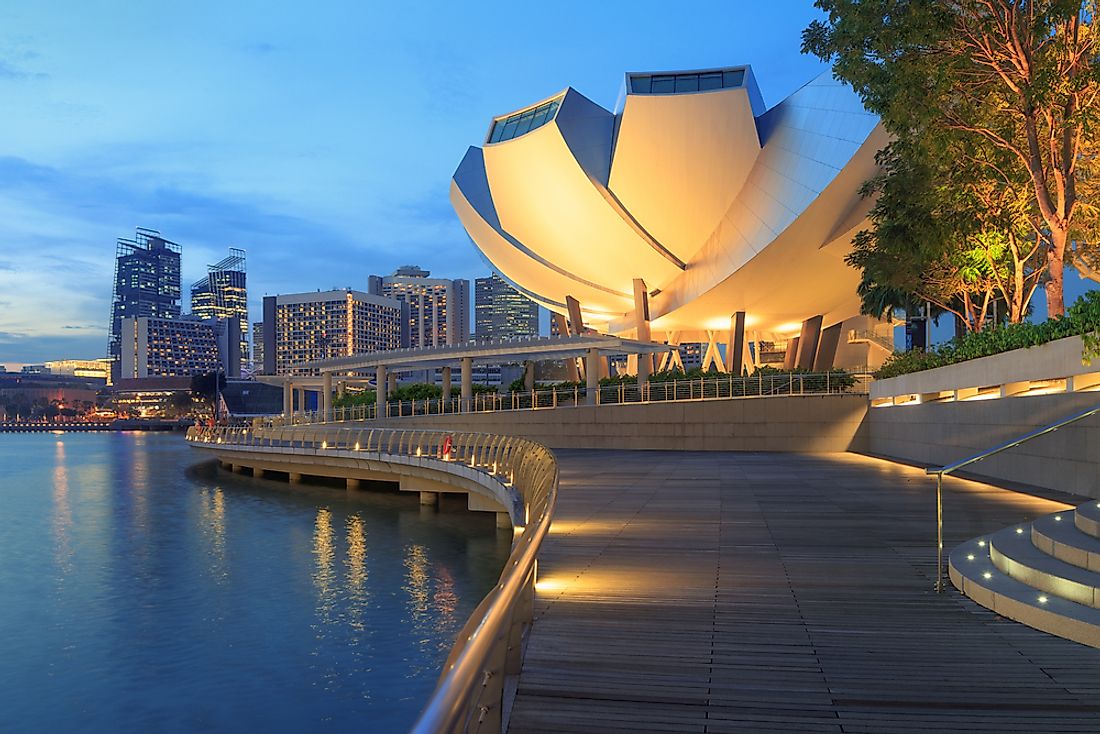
[488, 96, 563, 144]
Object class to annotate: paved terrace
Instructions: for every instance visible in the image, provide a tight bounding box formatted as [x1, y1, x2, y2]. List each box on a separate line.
[510, 450, 1100, 733]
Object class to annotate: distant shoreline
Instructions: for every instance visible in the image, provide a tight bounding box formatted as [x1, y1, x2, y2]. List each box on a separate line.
[0, 420, 188, 433]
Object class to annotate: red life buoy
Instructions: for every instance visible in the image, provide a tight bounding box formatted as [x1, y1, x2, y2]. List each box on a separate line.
[441, 434, 453, 459]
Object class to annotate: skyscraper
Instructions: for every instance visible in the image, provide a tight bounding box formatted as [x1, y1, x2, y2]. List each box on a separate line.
[119, 315, 240, 379]
[262, 290, 407, 375]
[368, 266, 470, 349]
[191, 249, 249, 373]
[108, 228, 182, 380]
[475, 273, 539, 342]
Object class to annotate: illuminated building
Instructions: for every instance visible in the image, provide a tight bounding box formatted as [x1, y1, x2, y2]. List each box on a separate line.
[119, 316, 239, 378]
[191, 249, 249, 374]
[368, 266, 470, 349]
[43, 359, 111, 381]
[108, 228, 182, 380]
[475, 273, 539, 341]
[261, 289, 407, 375]
[252, 321, 265, 373]
[450, 65, 893, 373]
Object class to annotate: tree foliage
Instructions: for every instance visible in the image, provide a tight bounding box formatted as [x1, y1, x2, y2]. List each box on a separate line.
[805, 0, 1100, 318]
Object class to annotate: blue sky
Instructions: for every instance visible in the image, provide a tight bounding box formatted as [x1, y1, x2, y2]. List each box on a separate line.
[0, 1, 836, 367]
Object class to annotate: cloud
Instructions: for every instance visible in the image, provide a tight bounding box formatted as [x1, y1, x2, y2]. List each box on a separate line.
[243, 41, 277, 55]
[0, 58, 47, 81]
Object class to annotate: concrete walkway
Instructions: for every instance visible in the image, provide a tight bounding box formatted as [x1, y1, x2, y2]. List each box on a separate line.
[508, 450, 1100, 733]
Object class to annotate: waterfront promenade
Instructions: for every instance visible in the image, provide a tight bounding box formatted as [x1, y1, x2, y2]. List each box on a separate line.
[509, 450, 1100, 733]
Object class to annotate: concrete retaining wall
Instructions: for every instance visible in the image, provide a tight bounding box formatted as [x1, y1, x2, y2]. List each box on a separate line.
[370, 394, 870, 453]
[867, 392, 1100, 499]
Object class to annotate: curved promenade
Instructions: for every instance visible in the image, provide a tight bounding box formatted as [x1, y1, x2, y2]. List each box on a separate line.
[187, 425, 557, 733]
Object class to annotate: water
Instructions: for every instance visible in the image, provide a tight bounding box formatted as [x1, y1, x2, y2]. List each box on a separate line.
[0, 432, 509, 733]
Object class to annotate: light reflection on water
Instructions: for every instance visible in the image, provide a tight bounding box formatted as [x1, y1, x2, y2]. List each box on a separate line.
[0, 432, 508, 733]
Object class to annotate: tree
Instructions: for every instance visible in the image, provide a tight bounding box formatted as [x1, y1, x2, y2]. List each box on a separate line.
[804, 0, 1100, 317]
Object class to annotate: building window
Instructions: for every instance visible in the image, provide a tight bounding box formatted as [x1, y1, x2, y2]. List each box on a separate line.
[629, 68, 745, 95]
[488, 96, 562, 144]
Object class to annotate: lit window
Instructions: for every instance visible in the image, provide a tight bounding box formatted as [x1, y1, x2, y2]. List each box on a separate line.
[488, 97, 562, 144]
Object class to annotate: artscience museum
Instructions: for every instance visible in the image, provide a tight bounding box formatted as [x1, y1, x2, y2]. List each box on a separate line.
[450, 65, 894, 372]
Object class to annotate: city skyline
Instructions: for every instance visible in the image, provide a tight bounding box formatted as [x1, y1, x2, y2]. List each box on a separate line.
[0, 1, 828, 368]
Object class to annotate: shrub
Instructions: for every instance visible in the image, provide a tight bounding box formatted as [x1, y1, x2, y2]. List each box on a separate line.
[874, 290, 1100, 379]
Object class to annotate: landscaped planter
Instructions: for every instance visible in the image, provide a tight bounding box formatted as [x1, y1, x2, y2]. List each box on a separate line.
[871, 335, 1098, 402]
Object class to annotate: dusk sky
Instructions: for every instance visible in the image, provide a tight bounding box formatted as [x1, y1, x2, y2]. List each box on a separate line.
[0, 1, 836, 367]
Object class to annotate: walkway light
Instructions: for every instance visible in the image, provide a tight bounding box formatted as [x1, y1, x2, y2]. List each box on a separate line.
[967, 554, 975, 561]
[983, 572, 993, 580]
[1038, 596, 1048, 604]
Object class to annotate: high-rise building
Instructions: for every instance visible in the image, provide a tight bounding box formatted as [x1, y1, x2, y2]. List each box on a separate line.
[262, 290, 407, 375]
[252, 321, 265, 373]
[368, 266, 470, 349]
[191, 249, 249, 373]
[108, 228, 182, 380]
[119, 316, 239, 379]
[475, 273, 539, 342]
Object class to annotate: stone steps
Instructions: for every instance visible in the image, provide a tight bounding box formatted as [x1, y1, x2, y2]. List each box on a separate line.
[949, 501, 1100, 648]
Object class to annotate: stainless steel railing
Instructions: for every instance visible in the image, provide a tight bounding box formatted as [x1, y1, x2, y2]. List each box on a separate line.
[925, 401, 1100, 592]
[272, 370, 870, 427]
[186, 424, 558, 733]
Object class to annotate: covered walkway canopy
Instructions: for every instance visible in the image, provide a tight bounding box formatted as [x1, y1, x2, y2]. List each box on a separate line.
[259, 334, 672, 417]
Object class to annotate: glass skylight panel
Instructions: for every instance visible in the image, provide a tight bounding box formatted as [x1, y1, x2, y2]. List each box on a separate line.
[629, 69, 746, 95]
[488, 97, 562, 144]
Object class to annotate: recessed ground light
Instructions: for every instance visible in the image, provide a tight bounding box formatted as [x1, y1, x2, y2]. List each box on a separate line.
[983, 572, 993, 580]
[967, 554, 975, 561]
[1055, 515, 1062, 521]
[978, 540, 987, 547]
[1038, 596, 1048, 604]
[1016, 527, 1025, 534]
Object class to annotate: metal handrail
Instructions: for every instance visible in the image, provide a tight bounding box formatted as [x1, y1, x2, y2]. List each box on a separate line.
[185, 424, 559, 733]
[925, 401, 1100, 592]
[273, 370, 871, 428]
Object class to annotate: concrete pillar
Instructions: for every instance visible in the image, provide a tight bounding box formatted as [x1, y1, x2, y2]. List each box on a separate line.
[283, 381, 293, 418]
[337, 380, 346, 398]
[496, 512, 512, 530]
[567, 296, 587, 382]
[726, 312, 746, 375]
[230, 463, 243, 473]
[295, 388, 305, 414]
[288, 472, 302, 484]
[783, 337, 800, 370]
[346, 478, 361, 490]
[376, 365, 387, 411]
[813, 323, 843, 371]
[586, 348, 599, 405]
[795, 315, 823, 370]
[322, 371, 333, 422]
[461, 356, 473, 408]
[387, 372, 397, 394]
[419, 491, 440, 507]
[524, 360, 535, 391]
[552, 313, 580, 381]
[255, 468, 267, 479]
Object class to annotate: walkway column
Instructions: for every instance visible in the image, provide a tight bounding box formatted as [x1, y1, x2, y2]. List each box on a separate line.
[388, 372, 397, 394]
[322, 371, 332, 422]
[586, 348, 599, 406]
[813, 323, 843, 371]
[524, 360, 535, 391]
[283, 380, 293, 418]
[461, 357, 472, 410]
[376, 365, 387, 413]
[552, 312, 580, 381]
[295, 388, 305, 415]
[441, 366, 452, 409]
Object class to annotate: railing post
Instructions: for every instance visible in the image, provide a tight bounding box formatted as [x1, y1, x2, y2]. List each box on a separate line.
[936, 473, 944, 593]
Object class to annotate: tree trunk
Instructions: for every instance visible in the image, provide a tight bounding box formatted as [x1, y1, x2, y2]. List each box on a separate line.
[1045, 228, 1068, 319]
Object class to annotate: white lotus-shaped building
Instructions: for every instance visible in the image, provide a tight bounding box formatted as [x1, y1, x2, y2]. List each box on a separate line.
[451, 65, 889, 368]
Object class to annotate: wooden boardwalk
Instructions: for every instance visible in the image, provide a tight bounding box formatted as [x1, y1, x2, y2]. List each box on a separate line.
[508, 450, 1100, 733]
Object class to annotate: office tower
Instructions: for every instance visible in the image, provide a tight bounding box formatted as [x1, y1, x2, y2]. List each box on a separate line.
[191, 248, 249, 373]
[252, 321, 264, 373]
[368, 266, 470, 349]
[262, 289, 407, 375]
[108, 228, 182, 379]
[474, 273, 539, 342]
[119, 316, 239, 379]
